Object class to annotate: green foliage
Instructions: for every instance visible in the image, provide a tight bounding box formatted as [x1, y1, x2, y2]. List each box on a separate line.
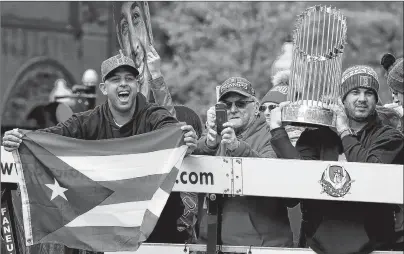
[151, 2, 403, 120]
[153, 2, 306, 119]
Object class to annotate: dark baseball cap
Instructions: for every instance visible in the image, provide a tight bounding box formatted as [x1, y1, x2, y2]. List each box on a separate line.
[218, 77, 256, 101]
[101, 50, 139, 82]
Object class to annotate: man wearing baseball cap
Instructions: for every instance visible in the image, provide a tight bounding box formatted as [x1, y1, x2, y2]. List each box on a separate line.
[268, 65, 403, 254]
[3, 50, 199, 143]
[2, 51, 199, 250]
[195, 77, 294, 248]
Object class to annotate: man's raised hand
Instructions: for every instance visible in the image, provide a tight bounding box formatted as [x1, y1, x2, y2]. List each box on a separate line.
[146, 45, 162, 79]
[2, 128, 23, 152]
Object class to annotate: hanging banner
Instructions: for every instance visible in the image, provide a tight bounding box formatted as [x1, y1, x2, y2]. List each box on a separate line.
[1, 199, 17, 254]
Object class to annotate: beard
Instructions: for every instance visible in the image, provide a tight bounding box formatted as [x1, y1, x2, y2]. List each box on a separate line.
[345, 104, 376, 123]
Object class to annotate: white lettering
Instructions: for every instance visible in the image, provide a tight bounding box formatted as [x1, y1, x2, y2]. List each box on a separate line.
[7, 243, 14, 251]
[3, 225, 11, 234]
[1, 208, 6, 216]
[2, 217, 10, 225]
[5, 235, 12, 243]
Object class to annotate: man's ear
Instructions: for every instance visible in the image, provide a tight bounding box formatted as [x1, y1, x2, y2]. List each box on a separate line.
[99, 82, 107, 95]
[254, 100, 260, 115]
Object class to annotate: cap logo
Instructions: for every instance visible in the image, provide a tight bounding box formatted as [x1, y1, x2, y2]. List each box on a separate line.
[360, 76, 370, 87]
[221, 82, 247, 92]
[271, 85, 288, 95]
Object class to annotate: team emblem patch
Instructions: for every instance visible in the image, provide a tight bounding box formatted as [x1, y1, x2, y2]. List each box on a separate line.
[320, 164, 354, 197]
[360, 75, 370, 87]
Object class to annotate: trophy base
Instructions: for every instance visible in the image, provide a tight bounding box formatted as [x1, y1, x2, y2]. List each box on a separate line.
[281, 103, 335, 128]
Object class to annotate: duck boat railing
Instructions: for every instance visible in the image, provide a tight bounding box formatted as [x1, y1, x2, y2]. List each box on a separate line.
[1, 147, 402, 253]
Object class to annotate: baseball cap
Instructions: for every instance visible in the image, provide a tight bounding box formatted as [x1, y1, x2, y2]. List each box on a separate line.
[218, 77, 256, 101]
[261, 85, 288, 104]
[101, 50, 139, 82]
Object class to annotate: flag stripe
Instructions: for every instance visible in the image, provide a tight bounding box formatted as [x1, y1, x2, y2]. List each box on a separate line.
[41, 212, 160, 251]
[66, 188, 169, 228]
[157, 166, 180, 194]
[99, 166, 180, 205]
[98, 175, 165, 205]
[40, 226, 143, 252]
[140, 210, 160, 242]
[25, 124, 184, 157]
[58, 147, 185, 181]
[146, 188, 169, 221]
[65, 201, 146, 227]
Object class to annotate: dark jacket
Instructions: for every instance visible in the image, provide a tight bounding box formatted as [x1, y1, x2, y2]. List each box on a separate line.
[270, 113, 404, 254]
[41, 93, 183, 244]
[195, 114, 294, 247]
[42, 93, 177, 139]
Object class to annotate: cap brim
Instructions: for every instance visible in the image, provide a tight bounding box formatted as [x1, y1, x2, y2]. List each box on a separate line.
[219, 89, 251, 101]
[103, 65, 139, 82]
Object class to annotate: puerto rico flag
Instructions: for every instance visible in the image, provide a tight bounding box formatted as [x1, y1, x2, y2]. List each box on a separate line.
[13, 125, 187, 252]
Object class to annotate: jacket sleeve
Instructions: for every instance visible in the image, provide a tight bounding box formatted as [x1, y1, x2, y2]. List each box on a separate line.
[39, 114, 84, 138]
[269, 127, 303, 208]
[193, 133, 219, 156]
[270, 127, 298, 159]
[149, 107, 179, 131]
[342, 128, 404, 164]
[150, 76, 176, 118]
[270, 127, 319, 160]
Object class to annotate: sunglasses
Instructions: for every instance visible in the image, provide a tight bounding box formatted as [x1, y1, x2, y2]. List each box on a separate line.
[259, 105, 278, 112]
[223, 100, 255, 109]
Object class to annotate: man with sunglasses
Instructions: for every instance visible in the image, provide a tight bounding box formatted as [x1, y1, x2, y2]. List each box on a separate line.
[195, 77, 294, 249]
[260, 70, 303, 147]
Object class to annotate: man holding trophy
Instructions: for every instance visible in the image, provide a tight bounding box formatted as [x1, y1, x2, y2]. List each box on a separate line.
[268, 5, 404, 254]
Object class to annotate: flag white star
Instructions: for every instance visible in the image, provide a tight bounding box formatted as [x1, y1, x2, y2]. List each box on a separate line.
[45, 178, 68, 201]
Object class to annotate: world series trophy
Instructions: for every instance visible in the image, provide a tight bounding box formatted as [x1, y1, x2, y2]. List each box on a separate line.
[282, 5, 347, 127]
